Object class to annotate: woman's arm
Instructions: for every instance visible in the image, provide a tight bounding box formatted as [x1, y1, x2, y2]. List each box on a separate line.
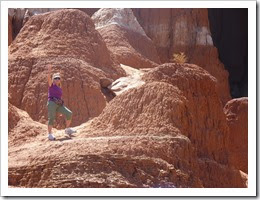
[47, 64, 52, 87]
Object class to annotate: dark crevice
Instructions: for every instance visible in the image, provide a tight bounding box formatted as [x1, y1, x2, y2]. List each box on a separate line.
[208, 8, 248, 98]
[79, 75, 90, 120]
[101, 87, 116, 102]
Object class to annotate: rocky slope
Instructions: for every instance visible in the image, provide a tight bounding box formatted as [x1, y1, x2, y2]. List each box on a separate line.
[9, 63, 247, 188]
[142, 63, 229, 164]
[224, 97, 248, 173]
[9, 102, 51, 147]
[92, 8, 160, 69]
[8, 8, 248, 188]
[8, 9, 125, 128]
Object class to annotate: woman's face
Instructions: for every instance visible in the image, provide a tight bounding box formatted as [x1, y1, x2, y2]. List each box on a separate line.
[53, 77, 61, 84]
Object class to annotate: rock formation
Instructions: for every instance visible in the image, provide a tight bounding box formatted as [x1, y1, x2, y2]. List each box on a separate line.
[8, 9, 125, 128]
[92, 8, 161, 69]
[76, 8, 99, 16]
[132, 8, 231, 105]
[9, 8, 248, 101]
[8, 102, 49, 147]
[143, 63, 229, 164]
[9, 8, 60, 40]
[8, 14, 13, 45]
[8, 64, 247, 188]
[224, 97, 248, 173]
[81, 63, 246, 187]
[9, 64, 247, 187]
[8, 8, 248, 189]
[8, 8, 100, 41]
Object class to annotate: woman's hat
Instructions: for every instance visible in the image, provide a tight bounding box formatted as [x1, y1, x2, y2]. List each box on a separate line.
[52, 73, 61, 80]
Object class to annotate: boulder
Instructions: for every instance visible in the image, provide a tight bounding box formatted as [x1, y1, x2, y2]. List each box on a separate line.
[132, 8, 231, 105]
[100, 77, 113, 88]
[92, 8, 161, 69]
[224, 97, 248, 173]
[8, 9, 125, 128]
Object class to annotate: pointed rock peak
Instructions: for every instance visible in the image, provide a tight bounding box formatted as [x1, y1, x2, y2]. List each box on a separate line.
[92, 8, 146, 36]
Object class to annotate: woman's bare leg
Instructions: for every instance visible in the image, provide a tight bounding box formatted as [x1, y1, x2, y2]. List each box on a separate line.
[66, 119, 71, 128]
[48, 125, 53, 133]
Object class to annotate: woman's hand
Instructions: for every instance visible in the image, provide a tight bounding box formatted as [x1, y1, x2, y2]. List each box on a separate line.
[48, 64, 52, 72]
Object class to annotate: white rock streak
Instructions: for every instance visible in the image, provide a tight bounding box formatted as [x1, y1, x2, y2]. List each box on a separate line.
[173, 20, 189, 46]
[196, 26, 213, 46]
[173, 18, 213, 46]
[92, 8, 147, 36]
[108, 64, 145, 95]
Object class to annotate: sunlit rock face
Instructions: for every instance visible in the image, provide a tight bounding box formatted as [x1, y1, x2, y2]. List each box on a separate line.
[92, 8, 161, 69]
[132, 8, 231, 105]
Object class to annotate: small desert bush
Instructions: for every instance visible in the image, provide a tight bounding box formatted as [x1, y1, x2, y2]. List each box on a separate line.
[172, 52, 188, 64]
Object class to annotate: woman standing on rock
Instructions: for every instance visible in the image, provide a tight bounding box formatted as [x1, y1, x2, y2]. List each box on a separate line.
[47, 64, 75, 141]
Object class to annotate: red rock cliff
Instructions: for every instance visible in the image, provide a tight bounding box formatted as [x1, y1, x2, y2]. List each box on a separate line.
[132, 8, 231, 105]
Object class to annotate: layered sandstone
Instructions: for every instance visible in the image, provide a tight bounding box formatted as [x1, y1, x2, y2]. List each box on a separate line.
[92, 8, 160, 69]
[8, 9, 125, 128]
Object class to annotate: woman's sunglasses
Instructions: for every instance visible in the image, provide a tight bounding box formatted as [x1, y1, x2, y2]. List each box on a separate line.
[54, 77, 60, 80]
